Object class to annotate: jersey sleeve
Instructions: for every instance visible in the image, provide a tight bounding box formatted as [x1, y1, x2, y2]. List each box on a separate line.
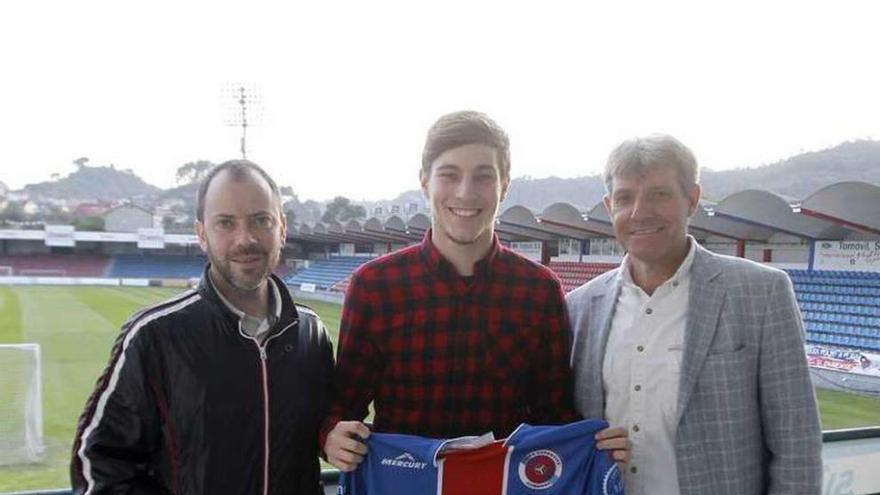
[505, 420, 623, 495]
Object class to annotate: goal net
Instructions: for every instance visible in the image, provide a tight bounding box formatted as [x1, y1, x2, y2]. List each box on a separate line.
[0, 344, 46, 464]
[0, 265, 12, 277]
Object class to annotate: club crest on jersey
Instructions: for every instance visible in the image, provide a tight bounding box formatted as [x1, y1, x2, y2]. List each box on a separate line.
[602, 462, 624, 495]
[381, 452, 428, 470]
[518, 449, 562, 489]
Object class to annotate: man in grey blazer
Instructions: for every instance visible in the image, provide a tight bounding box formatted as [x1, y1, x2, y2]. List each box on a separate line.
[566, 134, 822, 495]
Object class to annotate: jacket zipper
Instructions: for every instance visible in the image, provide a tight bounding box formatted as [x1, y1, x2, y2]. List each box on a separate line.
[239, 320, 297, 495]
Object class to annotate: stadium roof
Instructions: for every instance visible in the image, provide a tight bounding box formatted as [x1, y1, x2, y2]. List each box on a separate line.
[709, 189, 851, 240]
[797, 181, 880, 235]
[5, 181, 875, 249]
[282, 181, 879, 247]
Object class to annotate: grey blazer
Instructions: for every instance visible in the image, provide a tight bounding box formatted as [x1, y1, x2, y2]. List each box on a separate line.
[566, 244, 822, 495]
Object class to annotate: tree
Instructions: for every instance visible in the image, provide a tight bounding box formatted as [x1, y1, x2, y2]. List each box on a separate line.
[73, 216, 105, 231]
[175, 160, 215, 185]
[0, 201, 26, 222]
[297, 200, 324, 224]
[43, 204, 71, 224]
[321, 196, 366, 223]
[73, 157, 89, 170]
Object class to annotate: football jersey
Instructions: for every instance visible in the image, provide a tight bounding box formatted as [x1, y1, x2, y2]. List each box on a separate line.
[338, 419, 624, 495]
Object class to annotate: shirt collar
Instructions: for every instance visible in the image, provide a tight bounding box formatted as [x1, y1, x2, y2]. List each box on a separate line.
[620, 235, 698, 289]
[419, 228, 501, 282]
[212, 274, 282, 324]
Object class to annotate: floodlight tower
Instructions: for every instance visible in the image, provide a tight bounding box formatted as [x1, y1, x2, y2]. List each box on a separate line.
[223, 85, 261, 159]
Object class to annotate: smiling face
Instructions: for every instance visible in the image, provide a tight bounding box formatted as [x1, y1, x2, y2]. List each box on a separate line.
[421, 143, 509, 255]
[195, 168, 286, 297]
[604, 164, 700, 273]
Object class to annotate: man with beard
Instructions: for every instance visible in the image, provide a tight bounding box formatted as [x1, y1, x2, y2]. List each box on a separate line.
[72, 160, 334, 494]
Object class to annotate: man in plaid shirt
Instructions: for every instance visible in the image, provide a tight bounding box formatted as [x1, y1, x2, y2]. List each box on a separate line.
[322, 111, 627, 472]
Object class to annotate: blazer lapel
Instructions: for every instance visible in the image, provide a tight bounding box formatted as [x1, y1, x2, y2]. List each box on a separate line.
[676, 246, 724, 423]
[585, 274, 621, 418]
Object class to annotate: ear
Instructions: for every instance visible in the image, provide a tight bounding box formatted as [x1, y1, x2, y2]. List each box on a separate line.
[686, 184, 702, 217]
[603, 194, 613, 215]
[279, 211, 288, 243]
[419, 169, 430, 198]
[500, 176, 510, 203]
[194, 220, 209, 252]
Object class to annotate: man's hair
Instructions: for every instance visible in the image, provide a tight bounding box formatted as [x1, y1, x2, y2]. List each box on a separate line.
[604, 134, 700, 194]
[196, 159, 282, 221]
[421, 110, 511, 181]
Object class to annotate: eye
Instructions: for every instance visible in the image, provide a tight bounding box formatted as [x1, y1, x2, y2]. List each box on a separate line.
[216, 218, 235, 230]
[475, 173, 496, 182]
[613, 194, 632, 206]
[254, 216, 274, 229]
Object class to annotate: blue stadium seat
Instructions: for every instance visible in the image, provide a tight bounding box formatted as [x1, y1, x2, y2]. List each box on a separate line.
[109, 254, 207, 279]
[284, 256, 372, 290]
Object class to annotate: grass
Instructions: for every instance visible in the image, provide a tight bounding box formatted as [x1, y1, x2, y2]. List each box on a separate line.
[816, 388, 880, 430]
[0, 286, 342, 492]
[0, 285, 878, 491]
[0, 287, 22, 343]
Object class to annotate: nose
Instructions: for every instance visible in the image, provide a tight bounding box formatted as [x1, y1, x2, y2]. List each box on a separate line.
[233, 223, 259, 246]
[629, 193, 651, 220]
[454, 175, 476, 199]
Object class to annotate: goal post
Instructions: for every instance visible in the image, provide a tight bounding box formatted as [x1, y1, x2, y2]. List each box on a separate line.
[0, 343, 46, 465]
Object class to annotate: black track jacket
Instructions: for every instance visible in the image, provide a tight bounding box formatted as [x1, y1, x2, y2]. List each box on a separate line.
[71, 268, 334, 494]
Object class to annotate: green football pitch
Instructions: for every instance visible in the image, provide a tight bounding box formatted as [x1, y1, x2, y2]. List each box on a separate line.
[1, 285, 879, 491]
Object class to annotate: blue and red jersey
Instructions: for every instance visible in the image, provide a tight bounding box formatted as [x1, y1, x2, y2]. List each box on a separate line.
[339, 419, 624, 495]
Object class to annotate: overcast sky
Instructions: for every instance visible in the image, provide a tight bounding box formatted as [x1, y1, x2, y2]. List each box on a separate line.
[1, 1, 878, 201]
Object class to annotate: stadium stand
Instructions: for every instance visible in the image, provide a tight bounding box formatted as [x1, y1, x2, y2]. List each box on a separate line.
[285, 256, 371, 290]
[548, 261, 618, 293]
[0, 254, 110, 277]
[789, 269, 880, 352]
[542, 263, 880, 352]
[273, 263, 292, 279]
[329, 276, 352, 294]
[107, 254, 206, 279]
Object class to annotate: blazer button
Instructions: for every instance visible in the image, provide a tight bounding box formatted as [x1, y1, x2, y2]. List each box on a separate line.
[645, 308, 653, 315]
[630, 466, 638, 474]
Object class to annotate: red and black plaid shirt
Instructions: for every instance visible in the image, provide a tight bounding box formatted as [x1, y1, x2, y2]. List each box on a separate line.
[321, 231, 579, 442]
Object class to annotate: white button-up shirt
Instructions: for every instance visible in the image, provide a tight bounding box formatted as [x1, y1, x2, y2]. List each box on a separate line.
[603, 239, 696, 495]
[213, 275, 281, 342]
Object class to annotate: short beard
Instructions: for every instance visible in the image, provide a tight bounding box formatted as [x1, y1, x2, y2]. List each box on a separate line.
[214, 261, 265, 293]
[204, 240, 274, 294]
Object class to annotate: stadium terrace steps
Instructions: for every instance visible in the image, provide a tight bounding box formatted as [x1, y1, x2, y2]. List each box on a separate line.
[330, 277, 351, 294]
[548, 261, 618, 293]
[788, 269, 880, 352]
[108, 254, 207, 279]
[284, 256, 372, 290]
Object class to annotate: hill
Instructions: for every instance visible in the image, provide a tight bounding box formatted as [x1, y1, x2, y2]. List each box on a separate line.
[23, 165, 160, 201]
[495, 140, 880, 211]
[7, 139, 880, 213]
[700, 140, 880, 201]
